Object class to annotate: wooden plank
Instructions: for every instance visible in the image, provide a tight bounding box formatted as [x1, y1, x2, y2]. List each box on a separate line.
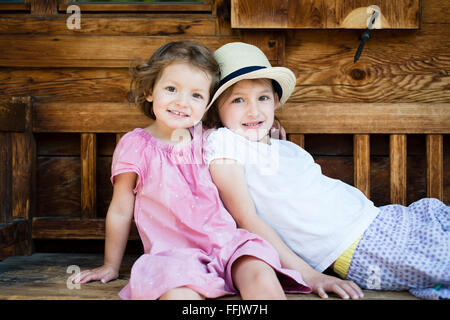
[58, 3, 212, 12]
[426, 134, 443, 200]
[33, 103, 152, 133]
[30, 0, 58, 16]
[275, 103, 450, 134]
[11, 96, 34, 221]
[0, 253, 418, 300]
[0, 219, 31, 260]
[285, 23, 450, 104]
[354, 134, 370, 198]
[287, 134, 305, 149]
[33, 102, 450, 134]
[0, 17, 215, 35]
[231, 0, 420, 29]
[81, 133, 97, 219]
[390, 134, 407, 205]
[0, 35, 240, 67]
[32, 218, 140, 240]
[333, 0, 420, 29]
[0, 100, 25, 132]
[0, 253, 138, 299]
[0, 3, 30, 11]
[36, 157, 81, 218]
[0, 133, 11, 224]
[116, 133, 125, 146]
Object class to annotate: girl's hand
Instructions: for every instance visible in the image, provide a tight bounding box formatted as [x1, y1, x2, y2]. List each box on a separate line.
[304, 272, 364, 299]
[71, 264, 119, 284]
[270, 119, 286, 140]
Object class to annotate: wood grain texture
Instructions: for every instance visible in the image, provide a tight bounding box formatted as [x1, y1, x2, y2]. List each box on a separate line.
[0, 100, 25, 132]
[0, 35, 240, 67]
[0, 17, 215, 35]
[0, 253, 418, 300]
[354, 134, 370, 198]
[275, 103, 450, 134]
[36, 157, 80, 218]
[58, 3, 212, 12]
[81, 133, 96, 219]
[32, 218, 139, 240]
[231, 0, 419, 29]
[33, 103, 152, 133]
[390, 134, 407, 205]
[426, 134, 443, 199]
[285, 23, 450, 104]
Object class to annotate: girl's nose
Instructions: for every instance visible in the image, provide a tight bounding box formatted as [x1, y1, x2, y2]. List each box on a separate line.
[175, 92, 189, 108]
[246, 100, 259, 117]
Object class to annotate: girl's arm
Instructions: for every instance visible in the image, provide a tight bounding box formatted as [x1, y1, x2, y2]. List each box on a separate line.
[209, 159, 364, 299]
[74, 172, 136, 284]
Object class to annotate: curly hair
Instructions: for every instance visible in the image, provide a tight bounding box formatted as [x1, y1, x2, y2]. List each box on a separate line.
[127, 41, 220, 119]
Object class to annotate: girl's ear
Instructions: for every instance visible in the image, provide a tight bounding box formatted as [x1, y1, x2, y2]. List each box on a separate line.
[145, 92, 153, 103]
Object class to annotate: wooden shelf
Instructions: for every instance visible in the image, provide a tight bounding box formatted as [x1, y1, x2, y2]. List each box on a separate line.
[231, 0, 420, 29]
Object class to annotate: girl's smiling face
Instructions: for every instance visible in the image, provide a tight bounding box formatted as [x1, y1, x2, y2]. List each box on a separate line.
[146, 61, 212, 134]
[217, 79, 279, 143]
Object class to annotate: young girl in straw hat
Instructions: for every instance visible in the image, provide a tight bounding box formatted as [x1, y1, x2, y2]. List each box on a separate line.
[204, 42, 449, 300]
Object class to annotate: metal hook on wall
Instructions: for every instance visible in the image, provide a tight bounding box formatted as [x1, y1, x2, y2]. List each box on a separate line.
[354, 10, 379, 63]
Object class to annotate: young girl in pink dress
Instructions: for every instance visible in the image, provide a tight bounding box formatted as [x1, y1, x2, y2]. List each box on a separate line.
[72, 41, 311, 300]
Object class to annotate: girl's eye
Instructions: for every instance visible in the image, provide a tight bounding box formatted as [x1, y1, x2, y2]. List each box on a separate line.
[166, 86, 176, 92]
[231, 97, 244, 103]
[193, 93, 203, 99]
[259, 95, 270, 101]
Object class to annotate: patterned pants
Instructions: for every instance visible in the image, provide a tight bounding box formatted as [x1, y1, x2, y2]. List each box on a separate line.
[346, 198, 449, 299]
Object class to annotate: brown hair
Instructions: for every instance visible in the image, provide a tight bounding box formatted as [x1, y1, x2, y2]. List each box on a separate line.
[128, 41, 220, 119]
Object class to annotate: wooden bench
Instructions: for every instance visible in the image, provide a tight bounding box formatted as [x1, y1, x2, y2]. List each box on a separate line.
[0, 96, 448, 300]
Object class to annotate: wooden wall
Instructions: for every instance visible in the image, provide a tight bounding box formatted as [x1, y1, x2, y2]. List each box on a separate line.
[0, 0, 448, 254]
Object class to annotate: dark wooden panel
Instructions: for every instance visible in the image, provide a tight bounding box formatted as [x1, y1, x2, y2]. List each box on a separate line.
[315, 157, 354, 187]
[36, 133, 80, 156]
[0, 100, 25, 132]
[0, 219, 30, 261]
[36, 157, 80, 218]
[0, 133, 12, 224]
[0, 35, 240, 67]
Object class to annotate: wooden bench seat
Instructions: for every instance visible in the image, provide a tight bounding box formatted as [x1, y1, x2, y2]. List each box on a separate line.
[0, 253, 418, 300]
[0, 96, 448, 300]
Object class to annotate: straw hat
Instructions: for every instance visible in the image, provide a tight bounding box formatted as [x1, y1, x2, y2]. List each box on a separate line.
[207, 42, 296, 110]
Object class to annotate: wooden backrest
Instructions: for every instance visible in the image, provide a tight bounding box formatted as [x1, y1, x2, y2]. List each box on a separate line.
[1, 97, 449, 248]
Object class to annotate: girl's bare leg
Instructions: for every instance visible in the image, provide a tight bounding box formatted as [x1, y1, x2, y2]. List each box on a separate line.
[159, 286, 204, 300]
[232, 255, 286, 300]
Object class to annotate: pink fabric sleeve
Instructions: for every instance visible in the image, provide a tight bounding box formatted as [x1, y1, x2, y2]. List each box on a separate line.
[110, 131, 146, 193]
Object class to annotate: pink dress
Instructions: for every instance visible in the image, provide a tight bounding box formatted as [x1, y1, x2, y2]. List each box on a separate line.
[111, 124, 311, 299]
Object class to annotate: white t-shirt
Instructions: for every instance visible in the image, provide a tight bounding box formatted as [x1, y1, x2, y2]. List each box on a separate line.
[205, 127, 380, 272]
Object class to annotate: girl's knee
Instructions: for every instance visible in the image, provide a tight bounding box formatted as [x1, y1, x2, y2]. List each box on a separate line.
[159, 286, 204, 300]
[232, 256, 285, 298]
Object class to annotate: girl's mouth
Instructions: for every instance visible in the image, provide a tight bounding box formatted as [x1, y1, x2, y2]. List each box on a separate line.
[242, 121, 264, 129]
[167, 109, 189, 118]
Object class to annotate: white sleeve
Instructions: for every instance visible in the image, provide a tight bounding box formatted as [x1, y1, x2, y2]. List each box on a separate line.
[204, 127, 246, 166]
